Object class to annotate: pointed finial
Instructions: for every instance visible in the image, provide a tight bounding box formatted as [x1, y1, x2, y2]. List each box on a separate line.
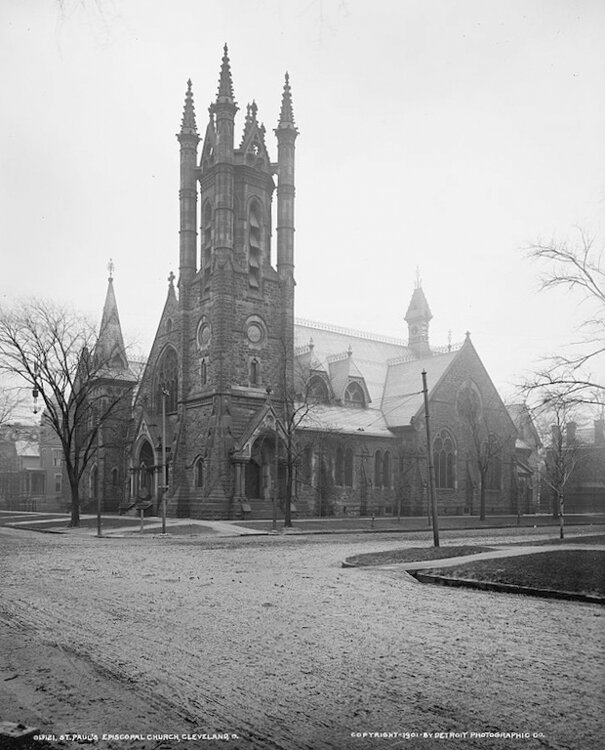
[309, 337, 314, 351]
[465, 330, 471, 339]
[277, 71, 296, 130]
[347, 344, 353, 358]
[216, 43, 235, 102]
[107, 258, 114, 281]
[168, 271, 175, 287]
[179, 79, 198, 136]
[448, 330, 452, 352]
[415, 266, 421, 289]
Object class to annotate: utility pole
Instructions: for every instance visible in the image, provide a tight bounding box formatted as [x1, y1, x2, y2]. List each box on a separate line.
[96, 427, 102, 538]
[161, 387, 169, 535]
[273, 422, 278, 533]
[422, 370, 440, 547]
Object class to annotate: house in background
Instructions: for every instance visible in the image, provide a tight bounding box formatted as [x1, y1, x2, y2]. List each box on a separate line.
[507, 403, 542, 514]
[0, 423, 47, 510]
[562, 419, 605, 513]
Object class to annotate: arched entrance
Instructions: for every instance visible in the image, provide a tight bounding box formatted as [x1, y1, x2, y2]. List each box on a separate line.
[245, 434, 286, 504]
[136, 440, 155, 501]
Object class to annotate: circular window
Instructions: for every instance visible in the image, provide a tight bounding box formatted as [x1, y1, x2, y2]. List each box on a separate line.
[247, 323, 263, 344]
[196, 318, 212, 349]
[244, 316, 266, 347]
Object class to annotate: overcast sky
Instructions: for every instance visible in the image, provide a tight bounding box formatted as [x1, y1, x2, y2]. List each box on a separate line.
[1, 0, 604, 403]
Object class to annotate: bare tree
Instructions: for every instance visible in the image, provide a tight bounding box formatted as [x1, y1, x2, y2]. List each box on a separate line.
[534, 390, 582, 539]
[0, 385, 23, 429]
[526, 228, 605, 405]
[0, 299, 135, 527]
[457, 385, 505, 521]
[275, 365, 336, 527]
[396, 442, 426, 522]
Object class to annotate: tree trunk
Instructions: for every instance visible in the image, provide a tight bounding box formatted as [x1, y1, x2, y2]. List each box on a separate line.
[68, 474, 81, 528]
[284, 462, 293, 528]
[479, 475, 486, 521]
[559, 493, 565, 539]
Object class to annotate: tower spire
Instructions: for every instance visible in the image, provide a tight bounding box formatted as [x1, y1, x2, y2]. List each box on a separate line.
[96, 265, 128, 371]
[277, 72, 297, 131]
[216, 43, 235, 103]
[179, 78, 198, 136]
[274, 71, 298, 395]
[405, 282, 433, 357]
[177, 79, 201, 288]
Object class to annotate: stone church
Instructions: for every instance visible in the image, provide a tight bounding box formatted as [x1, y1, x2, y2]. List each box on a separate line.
[84, 46, 520, 520]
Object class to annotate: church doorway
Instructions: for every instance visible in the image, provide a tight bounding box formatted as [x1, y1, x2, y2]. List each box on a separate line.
[245, 434, 285, 502]
[136, 440, 155, 501]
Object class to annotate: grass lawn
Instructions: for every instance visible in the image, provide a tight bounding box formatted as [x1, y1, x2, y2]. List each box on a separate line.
[424, 550, 605, 598]
[345, 545, 493, 566]
[505, 533, 605, 546]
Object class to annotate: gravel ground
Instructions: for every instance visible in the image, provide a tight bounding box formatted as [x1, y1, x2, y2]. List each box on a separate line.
[0, 526, 603, 750]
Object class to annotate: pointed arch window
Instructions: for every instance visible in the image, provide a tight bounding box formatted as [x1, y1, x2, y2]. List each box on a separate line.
[248, 201, 262, 288]
[249, 358, 260, 386]
[382, 451, 392, 489]
[374, 450, 383, 488]
[202, 201, 213, 283]
[344, 448, 354, 487]
[487, 454, 502, 490]
[433, 429, 456, 489]
[194, 457, 204, 489]
[111, 467, 119, 487]
[200, 358, 208, 386]
[335, 446, 344, 486]
[344, 382, 365, 408]
[156, 347, 178, 413]
[307, 375, 329, 404]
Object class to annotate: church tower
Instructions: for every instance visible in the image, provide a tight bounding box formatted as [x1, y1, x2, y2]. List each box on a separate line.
[131, 46, 298, 519]
[405, 275, 433, 357]
[85, 265, 137, 513]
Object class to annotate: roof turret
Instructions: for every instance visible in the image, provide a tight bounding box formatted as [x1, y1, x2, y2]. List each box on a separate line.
[276, 72, 297, 132]
[216, 43, 235, 103]
[179, 79, 198, 136]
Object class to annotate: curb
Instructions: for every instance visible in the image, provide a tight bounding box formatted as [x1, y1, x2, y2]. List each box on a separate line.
[409, 572, 605, 605]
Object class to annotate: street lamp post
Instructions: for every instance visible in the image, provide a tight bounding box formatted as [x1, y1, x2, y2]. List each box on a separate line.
[96, 428, 102, 538]
[265, 386, 278, 533]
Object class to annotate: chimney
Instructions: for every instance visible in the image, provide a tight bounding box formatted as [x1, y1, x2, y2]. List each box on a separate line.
[551, 424, 561, 445]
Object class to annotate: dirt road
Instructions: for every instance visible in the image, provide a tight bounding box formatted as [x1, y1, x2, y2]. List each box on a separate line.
[1, 527, 603, 750]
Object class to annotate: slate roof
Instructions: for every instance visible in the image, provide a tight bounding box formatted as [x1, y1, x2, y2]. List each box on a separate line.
[381, 350, 459, 428]
[297, 403, 392, 437]
[294, 319, 408, 404]
[294, 318, 465, 431]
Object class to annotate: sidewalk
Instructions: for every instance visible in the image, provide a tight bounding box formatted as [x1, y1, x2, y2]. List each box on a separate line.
[343, 542, 605, 606]
[2, 514, 264, 538]
[3, 510, 605, 539]
[379, 543, 605, 570]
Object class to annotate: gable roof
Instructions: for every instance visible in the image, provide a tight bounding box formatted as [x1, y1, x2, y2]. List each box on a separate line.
[298, 403, 392, 437]
[294, 319, 408, 404]
[382, 349, 459, 428]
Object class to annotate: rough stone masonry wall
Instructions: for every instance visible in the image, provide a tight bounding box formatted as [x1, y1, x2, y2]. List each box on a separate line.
[426, 345, 517, 515]
[294, 432, 400, 518]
